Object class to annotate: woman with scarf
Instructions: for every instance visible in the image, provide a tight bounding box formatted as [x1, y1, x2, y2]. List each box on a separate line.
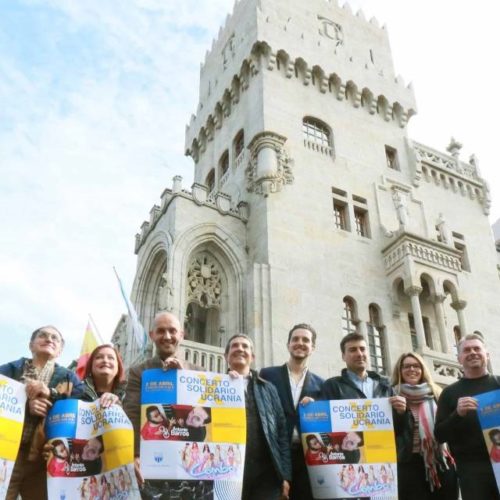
[392, 352, 458, 499]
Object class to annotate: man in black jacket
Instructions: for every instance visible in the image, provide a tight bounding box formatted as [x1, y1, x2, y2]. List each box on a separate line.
[435, 333, 500, 500]
[320, 332, 406, 412]
[260, 323, 323, 500]
[225, 334, 292, 500]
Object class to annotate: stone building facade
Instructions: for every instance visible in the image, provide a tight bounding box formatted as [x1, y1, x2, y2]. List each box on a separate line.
[116, 0, 500, 384]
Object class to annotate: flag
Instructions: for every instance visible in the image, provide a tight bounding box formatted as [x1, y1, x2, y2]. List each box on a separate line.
[75, 321, 99, 380]
[113, 267, 147, 351]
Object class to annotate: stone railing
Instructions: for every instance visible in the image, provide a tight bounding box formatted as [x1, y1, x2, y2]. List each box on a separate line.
[413, 141, 479, 181]
[422, 351, 462, 386]
[234, 149, 247, 169]
[382, 232, 462, 274]
[303, 139, 334, 157]
[134, 176, 249, 253]
[219, 168, 230, 187]
[182, 339, 226, 373]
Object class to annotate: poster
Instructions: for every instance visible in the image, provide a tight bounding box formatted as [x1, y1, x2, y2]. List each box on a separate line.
[299, 398, 397, 499]
[476, 388, 500, 494]
[0, 375, 27, 498]
[45, 399, 140, 499]
[140, 369, 246, 500]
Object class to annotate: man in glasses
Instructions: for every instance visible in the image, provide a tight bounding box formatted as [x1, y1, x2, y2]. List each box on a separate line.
[0, 325, 84, 500]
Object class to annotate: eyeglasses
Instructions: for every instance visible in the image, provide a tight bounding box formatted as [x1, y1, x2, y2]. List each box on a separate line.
[401, 363, 422, 371]
[36, 331, 62, 343]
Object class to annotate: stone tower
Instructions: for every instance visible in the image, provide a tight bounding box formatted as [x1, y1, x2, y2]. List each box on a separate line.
[122, 0, 499, 383]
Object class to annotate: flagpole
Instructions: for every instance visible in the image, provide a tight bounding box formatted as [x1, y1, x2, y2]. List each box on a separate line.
[88, 313, 105, 344]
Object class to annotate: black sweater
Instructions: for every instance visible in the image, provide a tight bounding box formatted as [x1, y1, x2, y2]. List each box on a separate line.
[435, 374, 500, 463]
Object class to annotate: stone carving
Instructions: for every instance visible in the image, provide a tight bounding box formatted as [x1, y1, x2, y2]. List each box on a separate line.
[436, 213, 452, 245]
[222, 34, 235, 69]
[187, 253, 222, 308]
[246, 132, 294, 196]
[392, 190, 409, 230]
[158, 272, 173, 311]
[318, 16, 344, 47]
[446, 137, 462, 158]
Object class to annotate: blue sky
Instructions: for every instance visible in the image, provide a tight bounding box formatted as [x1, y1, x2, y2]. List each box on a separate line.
[1, 0, 498, 366]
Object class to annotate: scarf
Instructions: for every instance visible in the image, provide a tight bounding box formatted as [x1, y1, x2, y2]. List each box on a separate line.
[398, 382, 454, 491]
[20, 359, 55, 444]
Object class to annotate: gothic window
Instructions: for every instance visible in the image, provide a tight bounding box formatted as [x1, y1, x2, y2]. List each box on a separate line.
[219, 151, 229, 178]
[302, 117, 331, 148]
[367, 305, 386, 374]
[184, 253, 223, 346]
[385, 145, 399, 170]
[205, 169, 215, 193]
[233, 130, 245, 159]
[453, 325, 461, 355]
[342, 297, 357, 335]
[409, 314, 418, 351]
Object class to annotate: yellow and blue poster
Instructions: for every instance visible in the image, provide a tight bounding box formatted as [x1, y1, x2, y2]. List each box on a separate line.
[299, 398, 397, 499]
[45, 399, 140, 499]
[140, 369, 246, 500]
[476, 389, 500, 495]
[0, 375, 26, 498]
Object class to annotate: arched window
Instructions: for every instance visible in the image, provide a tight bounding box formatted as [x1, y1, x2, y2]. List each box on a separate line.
[233, 130, 245, 159]
[302, 117, 331, 148]
[342, 297, 357, 335]
[367, 304, 386, 374]
[219, 151, 229, 178]
[205, 169, 215, 193]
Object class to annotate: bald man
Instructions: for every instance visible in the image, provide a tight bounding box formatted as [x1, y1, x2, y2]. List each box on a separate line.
[123, 312, 199, 495]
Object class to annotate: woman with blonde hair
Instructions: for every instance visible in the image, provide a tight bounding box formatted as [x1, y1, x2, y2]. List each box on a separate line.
[392, 352, 458, 499]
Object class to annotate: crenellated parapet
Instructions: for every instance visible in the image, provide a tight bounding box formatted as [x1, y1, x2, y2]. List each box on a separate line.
[186, 40, 417, 163]
[134, 177, 249, 254]
[410, 140, 491, 215]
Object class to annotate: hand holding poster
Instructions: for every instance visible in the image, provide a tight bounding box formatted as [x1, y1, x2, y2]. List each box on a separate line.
[45, 399, 140, 499]
[0, 375, 26, 498]
[476, 388, 500, 495]
[299, 398, 397, 499]
[140, 368, 246, 499]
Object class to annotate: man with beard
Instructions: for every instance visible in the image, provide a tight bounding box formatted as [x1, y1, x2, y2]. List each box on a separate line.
[435, 333, 500, 500]
[260, 323, 323, 500]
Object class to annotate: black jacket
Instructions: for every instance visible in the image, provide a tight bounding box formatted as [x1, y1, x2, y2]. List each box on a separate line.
[321, 369, 409, 434]
[81, 376, 127, 403]
[321, 368, 394, 400]
[260, 364, 324, 442]
[250, 370, 292, 482]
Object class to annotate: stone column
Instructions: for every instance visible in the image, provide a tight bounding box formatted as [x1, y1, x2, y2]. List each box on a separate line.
[451, 299, 468, 337]
[357, 321, 368, 341]
[405, 286, 426, 349]
[432, 294, 450, 353]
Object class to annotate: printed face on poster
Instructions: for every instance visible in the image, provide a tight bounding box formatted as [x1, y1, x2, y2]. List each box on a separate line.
[140, 369, 246, 499]
[300, 398, 398, 500]
[45, 399, 140, 499]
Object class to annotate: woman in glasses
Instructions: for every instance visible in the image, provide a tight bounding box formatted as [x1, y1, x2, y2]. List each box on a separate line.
[0, 325, 84, 500]
[392, 352, 458, 499]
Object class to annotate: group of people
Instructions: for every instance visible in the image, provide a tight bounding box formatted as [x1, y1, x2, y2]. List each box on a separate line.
[1, 314, 499, 500]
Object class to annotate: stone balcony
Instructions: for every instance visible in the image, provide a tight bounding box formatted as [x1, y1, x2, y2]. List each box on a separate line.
[182, 339, 226, 373]
[422, 350, 462, 386]
[382, 232, 462, 275]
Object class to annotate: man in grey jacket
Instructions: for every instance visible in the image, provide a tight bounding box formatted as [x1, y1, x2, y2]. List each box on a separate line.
[123, 311, 199, 495]
[225, 334, 292, 500]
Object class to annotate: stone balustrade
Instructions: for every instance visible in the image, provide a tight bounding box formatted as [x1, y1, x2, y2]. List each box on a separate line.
[182, 339, 226, 373]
